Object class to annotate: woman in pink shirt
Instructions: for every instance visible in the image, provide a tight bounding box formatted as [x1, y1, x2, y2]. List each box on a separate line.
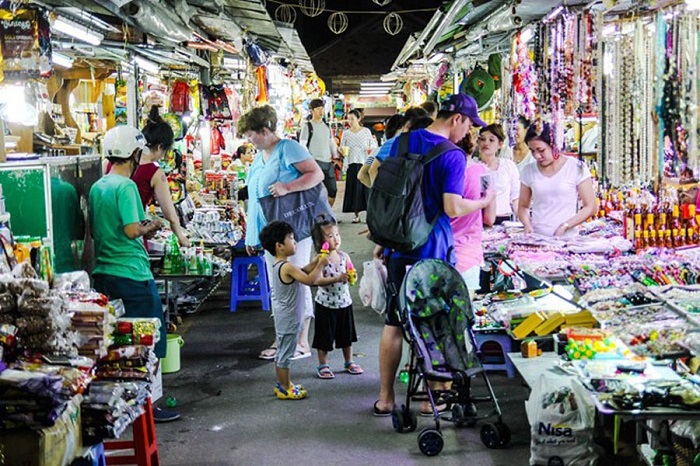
[451, 134, 496, 295]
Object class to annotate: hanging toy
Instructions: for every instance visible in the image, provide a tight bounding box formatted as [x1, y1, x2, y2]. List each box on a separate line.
[432, 63, 449, 91]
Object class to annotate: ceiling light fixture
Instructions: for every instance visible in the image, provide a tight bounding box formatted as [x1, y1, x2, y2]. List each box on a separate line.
[361, 82, 393, 88]
[520, 26, 534, 44]
[53, 16, 104, 46]
[133, 56, 160, 74]
[52, 52, 74, 68]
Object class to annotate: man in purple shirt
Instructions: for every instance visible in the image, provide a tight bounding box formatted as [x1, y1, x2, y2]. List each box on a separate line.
[369, 93, 493, 417]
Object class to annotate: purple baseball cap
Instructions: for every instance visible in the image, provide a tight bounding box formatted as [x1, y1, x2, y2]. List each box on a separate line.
[439, 93, 487, 127]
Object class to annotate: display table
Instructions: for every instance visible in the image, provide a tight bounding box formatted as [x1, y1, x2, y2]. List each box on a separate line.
[507, 352, 572, 389]
[508, 352, 700, 462]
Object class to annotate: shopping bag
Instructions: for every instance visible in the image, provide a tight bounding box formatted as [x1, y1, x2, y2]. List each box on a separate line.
[526, 375, 597, 466]
[359, 259, 387, 315]
[258, 183, 335, 241]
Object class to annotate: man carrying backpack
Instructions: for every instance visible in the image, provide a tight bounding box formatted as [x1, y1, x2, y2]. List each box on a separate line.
[299, 98, 340, 206]
[368, 93, 495, 417]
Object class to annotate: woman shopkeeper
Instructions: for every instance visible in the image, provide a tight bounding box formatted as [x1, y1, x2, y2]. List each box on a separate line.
[518, 122, 597, 236]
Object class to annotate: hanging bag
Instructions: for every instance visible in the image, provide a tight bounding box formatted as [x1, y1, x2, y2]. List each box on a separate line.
[258, 142, 335, 241]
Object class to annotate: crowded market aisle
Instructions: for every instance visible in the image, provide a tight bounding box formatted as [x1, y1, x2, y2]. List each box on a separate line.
[153, 184, 532, 465]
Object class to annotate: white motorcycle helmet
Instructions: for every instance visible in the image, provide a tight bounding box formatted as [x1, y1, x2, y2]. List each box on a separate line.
[103, 125, 147, 159]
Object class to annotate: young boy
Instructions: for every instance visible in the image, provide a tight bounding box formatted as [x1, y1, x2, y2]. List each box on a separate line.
[259, 221, 347, 400]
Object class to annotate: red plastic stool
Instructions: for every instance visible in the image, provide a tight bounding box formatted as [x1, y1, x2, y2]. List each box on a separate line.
[104, 398, 160, 466]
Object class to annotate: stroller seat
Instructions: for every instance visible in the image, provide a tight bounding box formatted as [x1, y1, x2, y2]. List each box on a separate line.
[393, 259, 510, 456]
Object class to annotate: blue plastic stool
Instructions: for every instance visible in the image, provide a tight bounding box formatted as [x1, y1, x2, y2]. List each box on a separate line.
[474, 331, 516, 378]
[230, 254, 271, 312]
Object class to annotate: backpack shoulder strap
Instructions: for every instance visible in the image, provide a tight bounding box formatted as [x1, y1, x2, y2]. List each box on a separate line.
[422, 140, 463, 165]
[395, 132, 411, 157]
[306, 121, 313, 149]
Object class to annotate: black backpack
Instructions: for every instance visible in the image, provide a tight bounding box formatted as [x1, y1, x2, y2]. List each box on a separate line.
[367, 132, 462, 252]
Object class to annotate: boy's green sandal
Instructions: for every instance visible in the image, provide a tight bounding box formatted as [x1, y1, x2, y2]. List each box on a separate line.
[274, 383, 307, 400]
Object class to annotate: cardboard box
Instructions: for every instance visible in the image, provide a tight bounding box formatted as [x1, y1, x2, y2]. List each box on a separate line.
[511, 311, 546, 339]
[0, 395, 82, 466]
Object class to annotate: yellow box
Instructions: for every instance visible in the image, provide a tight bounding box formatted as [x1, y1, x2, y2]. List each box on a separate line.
[512, 311, 546, 339]
[0, 395, 82, 466]
[564, 310, 597, 326]
[535, 312, 566, 336]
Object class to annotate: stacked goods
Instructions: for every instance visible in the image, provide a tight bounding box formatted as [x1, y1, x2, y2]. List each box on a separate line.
[66, 292, 115, 358]
[0, 366, 83, 429]
[81, 380, 149, 442]
[0, 263, 79, 356]
[94, 317, 160, 384]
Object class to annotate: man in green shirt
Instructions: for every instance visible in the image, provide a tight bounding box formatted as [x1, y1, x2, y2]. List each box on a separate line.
[89, 126, 179, 421]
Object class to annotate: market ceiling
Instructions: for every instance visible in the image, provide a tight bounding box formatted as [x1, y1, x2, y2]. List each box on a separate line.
[37, 0, 584, 95]
[262, 0, 446, 94]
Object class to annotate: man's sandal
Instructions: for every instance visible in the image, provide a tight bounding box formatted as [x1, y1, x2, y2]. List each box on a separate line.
[317, 364, 335, 379]
[344, 361, 364, 375]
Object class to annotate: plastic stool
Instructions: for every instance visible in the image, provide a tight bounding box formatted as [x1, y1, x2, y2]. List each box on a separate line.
[230, 254, 270, 312]
[104, 398, 160, 466]
[474, 331, 516, 378]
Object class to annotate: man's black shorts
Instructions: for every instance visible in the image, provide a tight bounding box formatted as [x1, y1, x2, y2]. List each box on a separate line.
[316, 160, 337, 198]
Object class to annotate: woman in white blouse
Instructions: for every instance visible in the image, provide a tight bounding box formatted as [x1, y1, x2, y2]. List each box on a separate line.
[477, 124, 520, 224]
[512, 116, 535, 172]
[518, 122, 597, 236]
[340, 109, 377, 223]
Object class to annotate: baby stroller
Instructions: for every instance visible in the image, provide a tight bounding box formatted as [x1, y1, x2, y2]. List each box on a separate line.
[392, 259, 510, 456]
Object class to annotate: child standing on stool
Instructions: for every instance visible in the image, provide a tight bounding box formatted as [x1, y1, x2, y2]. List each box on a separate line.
[259, 221, 345, 400]
[311, 216, 363, 379]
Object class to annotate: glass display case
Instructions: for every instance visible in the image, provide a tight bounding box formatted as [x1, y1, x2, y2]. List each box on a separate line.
[0, 155, 101, 273]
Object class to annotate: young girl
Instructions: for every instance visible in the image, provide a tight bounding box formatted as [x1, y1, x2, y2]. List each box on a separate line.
[311, 216, 362, 379]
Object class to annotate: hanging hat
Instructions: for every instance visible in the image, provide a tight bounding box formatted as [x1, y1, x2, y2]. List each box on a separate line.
[461, 66, 495, 110]
[487, 53, 502, 90]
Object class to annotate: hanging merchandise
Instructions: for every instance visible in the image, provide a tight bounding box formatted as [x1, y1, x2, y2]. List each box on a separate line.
[511, 29, 539, 121]
[255, 65, 269, 104]
[225, 85, 242, 121]
[114, 78, 128, 125]
[170, 80, 191, 114]
[202, 84, 232, 120]
[431, 62, 449, 91]
[244, 39, 268, 67]
[189, 79, 201, 118]
[461, 66, 496, 110]
[162, 112, 186, 141]
[302, 72, 325, 98]
[142, 82, 167, 112]
[0, 7, 51, 80]
[488, 53, 502, 90]
[210, 122, 225, 156]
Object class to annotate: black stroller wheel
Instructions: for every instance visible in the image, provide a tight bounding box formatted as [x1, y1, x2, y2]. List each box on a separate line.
[451, 404, 465, 427]
[418, 428, 444, 456]
[391, 407, 405, 433]
[495, 421, 511, 446]
[480, 423, 502, 449]
[405, 408, 418, 433]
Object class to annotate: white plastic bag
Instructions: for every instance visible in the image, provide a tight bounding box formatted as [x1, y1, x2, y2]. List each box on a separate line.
[359, 259, 387, 315]
[526, 375, 597, 466]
